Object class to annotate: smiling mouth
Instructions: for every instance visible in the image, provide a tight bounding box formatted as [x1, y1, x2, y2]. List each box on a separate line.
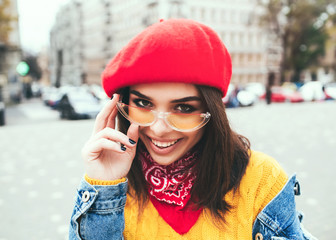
[150, 138, 180, 148]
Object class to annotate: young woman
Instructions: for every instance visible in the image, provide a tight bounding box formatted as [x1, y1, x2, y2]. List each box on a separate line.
[69, 19, 315, 239]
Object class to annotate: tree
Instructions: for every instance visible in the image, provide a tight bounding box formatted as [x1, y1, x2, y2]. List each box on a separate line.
[259, 0, 336, 82]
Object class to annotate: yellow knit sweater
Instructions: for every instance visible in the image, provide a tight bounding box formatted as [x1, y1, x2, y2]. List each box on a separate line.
[86, 151, 288, 239]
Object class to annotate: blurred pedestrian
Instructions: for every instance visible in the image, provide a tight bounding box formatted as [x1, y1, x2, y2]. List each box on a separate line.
[69, 19, 315, 239]
[266, 72, 275, 105]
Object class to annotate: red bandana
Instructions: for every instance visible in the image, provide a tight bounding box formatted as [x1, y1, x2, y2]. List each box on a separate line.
[139, 150, 202, 234]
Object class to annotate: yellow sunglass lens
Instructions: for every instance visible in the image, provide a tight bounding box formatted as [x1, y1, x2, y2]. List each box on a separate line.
[128, 106, 155, 124]
[167, 113, 203, 130]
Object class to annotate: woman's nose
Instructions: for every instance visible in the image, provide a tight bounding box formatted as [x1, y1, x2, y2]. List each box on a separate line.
[149, 117, 172, 136]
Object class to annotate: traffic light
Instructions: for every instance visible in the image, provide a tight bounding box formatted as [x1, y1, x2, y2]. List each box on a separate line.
[16, 61, 30, 76]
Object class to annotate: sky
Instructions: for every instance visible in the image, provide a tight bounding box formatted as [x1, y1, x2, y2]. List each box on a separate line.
[17, 0, 69, 54]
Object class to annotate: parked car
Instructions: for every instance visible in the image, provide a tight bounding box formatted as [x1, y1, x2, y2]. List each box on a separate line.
[7, 74, 22, 103]
[299, 81, 325, 101]
[31, 82, 42, 97]
[281, 82, 297, 91]
[324, 82, 336, 100]
[244, 82, 266, 98]
[89, 84, 109, 101]
[58, 89, 102, 120]
[222, 84, 239, 108]
[42, 87, 63, 108]
[222, 84, 257, 107]
[282, 87, 304, 103]
[260, 86, 304, 103]
[42, 85, 77, 109]
[236, 90, 257, 106]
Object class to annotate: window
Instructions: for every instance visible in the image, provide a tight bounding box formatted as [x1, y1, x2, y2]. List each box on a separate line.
[221, 10, 226, 23]
[211, 8, 217, 22]
[200, 7, 205, 21]
[190, 7, 196, 18]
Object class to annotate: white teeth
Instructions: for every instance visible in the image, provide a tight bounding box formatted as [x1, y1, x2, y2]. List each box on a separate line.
[151, 139, 178, 148]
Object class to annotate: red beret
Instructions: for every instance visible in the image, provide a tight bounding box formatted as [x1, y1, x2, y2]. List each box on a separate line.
[101, 18, 232, 97]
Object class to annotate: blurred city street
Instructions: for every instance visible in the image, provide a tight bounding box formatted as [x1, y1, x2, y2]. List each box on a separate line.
[0, 98, 335, 239]
[1, 1, 336, 239]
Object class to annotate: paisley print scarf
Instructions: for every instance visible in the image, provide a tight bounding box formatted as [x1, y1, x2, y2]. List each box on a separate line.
[139, 150, 202, 234]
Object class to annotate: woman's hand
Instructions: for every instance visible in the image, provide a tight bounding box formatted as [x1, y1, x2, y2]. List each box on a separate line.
[82, 94, 139, 181]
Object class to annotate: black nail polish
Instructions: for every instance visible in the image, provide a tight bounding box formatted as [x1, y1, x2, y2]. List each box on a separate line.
[121, 145, 126, 151]
[110, 95, 114, 100]
[129, 139, 136, 145]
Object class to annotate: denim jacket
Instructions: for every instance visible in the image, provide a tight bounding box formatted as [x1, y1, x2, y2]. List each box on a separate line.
[69, 175, 316, 240]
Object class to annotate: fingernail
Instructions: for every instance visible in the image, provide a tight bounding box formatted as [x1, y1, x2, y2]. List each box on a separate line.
[129, 139, 136, 145]
[110, 94, 114, 100]
[121, 145, 126, 151]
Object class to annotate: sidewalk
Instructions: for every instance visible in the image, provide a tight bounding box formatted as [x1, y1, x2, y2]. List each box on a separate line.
[3, 98, 59, 126]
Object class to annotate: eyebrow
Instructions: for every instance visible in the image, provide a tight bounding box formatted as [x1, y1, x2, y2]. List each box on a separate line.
[130, 90, 201, 103]
[171, 96, 201, 103]
[130, 90, 152, 100]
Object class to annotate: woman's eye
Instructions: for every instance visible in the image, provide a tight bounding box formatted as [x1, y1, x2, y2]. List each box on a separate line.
[133, 99, 152, 108]
[175, 104, 196, 113]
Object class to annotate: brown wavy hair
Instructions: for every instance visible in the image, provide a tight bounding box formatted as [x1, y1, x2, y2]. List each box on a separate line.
[117, 85, 250, 223]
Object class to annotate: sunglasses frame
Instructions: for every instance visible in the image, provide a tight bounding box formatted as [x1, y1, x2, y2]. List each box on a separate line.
[116, 102, 211, 132]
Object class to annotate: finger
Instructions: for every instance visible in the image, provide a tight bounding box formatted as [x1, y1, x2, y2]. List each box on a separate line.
[93, 94, 119, 134]
[91, 127, 137, 148]
[105, 106, 118, 129]
[85, 138, 126, 161]
[126, 123, 140, 146]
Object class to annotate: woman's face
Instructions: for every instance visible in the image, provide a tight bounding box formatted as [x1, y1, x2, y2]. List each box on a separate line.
[129, 82, 206, 165]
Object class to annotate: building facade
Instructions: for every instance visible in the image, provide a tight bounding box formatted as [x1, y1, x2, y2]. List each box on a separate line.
[0, 0, 22, 103]
[49, 0, 280, 87]
[49, 1, 84, 87]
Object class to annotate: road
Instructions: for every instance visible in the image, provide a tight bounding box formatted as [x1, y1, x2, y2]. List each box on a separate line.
[227, 101, 336, 240]
[0, 98, 335, 239]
